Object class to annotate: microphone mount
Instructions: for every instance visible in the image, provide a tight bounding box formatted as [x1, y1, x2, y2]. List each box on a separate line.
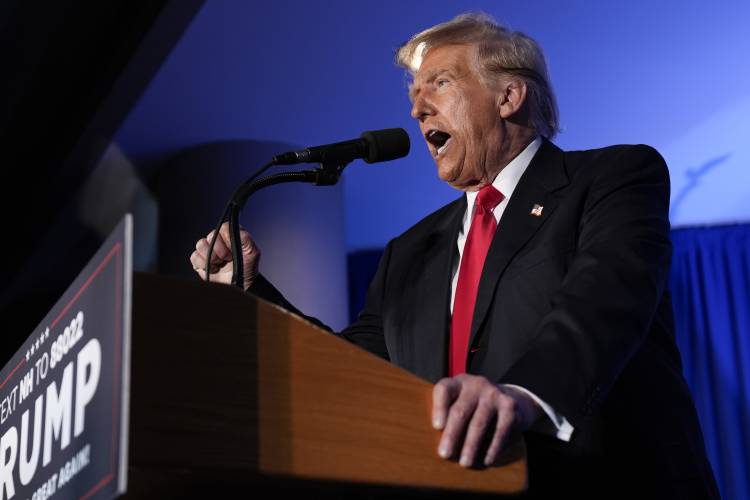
[204, 127, 409, 290]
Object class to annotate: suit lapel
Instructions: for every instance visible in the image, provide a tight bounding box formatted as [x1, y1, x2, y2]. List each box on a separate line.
[468, 139, 569, 351]
[411, 197, 465, 382]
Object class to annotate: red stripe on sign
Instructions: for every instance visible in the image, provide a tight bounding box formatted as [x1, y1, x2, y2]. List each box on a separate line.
[79, 473, 114, 500]
[0, 358, 25, 390]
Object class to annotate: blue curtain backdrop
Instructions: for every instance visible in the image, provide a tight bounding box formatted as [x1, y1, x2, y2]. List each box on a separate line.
[671, 224, 750, 500]
[348, 223, 750, 499]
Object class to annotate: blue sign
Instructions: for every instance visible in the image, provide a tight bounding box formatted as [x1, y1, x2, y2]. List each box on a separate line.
[0, 216, 132, 500]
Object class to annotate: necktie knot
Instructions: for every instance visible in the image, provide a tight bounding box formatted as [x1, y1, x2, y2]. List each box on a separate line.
[476, 185, 504, 213]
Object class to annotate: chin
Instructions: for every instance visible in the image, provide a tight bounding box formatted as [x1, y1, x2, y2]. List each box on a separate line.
[437, 169, 457, 185]
[435, 160, 458, 182]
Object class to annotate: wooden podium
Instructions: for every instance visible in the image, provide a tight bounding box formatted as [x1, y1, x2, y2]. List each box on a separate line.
[124, 273, 526, 497]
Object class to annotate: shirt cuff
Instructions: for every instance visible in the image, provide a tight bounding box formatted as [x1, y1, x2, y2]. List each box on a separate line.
[503, 384, 574, 442]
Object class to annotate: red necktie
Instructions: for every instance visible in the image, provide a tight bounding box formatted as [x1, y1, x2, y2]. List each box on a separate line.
[449, 185, 504, 376]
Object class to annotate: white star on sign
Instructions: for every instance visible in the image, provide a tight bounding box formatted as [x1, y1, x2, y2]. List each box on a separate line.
[30, 344, 35, 355]
[45, 328, 49, 339]
[25, 350, 29, 361]
[35, 339, 40, 350]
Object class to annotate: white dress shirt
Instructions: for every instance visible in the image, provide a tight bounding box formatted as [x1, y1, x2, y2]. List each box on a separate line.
[449, 137, 574, 442]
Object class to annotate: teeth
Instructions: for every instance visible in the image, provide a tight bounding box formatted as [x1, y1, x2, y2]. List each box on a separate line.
[437, 137, 451, 156]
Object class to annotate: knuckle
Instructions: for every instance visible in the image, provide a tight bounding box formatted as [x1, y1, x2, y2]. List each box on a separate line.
[435, 378, 455, 395]
[450, 404, 470, 421]
[464, 375, 488, 393]
[480, 384, 497, 399]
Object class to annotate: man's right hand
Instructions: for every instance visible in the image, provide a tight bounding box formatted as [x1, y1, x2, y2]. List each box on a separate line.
[189, 222, 260, 291]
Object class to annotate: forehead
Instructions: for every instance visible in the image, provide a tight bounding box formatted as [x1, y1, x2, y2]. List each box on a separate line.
[413, 44, 477, 80]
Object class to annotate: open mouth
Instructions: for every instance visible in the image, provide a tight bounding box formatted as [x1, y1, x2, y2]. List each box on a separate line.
[426, 129, 452, 157]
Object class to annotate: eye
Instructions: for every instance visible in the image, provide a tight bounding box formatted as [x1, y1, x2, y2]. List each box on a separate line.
[436, 79, 449, 88]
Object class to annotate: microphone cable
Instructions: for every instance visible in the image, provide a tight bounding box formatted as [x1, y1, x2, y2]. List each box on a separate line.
[203, 161, 274, 287]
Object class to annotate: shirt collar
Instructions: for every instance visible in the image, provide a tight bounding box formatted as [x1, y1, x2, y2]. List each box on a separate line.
[465, 136, 542, 209]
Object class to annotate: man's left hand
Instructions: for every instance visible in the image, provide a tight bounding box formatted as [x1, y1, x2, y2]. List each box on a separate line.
[432, 374, 543, 468]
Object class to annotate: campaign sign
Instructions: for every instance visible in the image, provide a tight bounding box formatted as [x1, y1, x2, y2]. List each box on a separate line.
[0, 215, 132, 500]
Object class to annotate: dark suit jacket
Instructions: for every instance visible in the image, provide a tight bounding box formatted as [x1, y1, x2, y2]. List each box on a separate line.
[251, 140, 719, 498]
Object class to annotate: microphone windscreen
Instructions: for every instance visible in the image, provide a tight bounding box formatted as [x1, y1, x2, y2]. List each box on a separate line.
[360, 128, 410, 164]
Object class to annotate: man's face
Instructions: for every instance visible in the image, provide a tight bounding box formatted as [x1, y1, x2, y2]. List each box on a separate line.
[410, 44, 506, 191]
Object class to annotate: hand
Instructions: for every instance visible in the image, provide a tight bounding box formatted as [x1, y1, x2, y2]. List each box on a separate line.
[189, 222, 260, 291]
[432, 374, 542, 468]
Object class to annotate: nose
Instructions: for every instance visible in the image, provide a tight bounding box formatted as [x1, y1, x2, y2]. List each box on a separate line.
[411, 92, 436, 121]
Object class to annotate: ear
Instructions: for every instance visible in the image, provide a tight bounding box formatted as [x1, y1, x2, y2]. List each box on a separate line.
[497, 78, 528, 119]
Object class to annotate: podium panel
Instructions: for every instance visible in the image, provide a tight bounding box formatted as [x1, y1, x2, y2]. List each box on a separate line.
[127, 273, 526, 497]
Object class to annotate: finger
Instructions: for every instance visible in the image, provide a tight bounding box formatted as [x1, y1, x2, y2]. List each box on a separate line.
[206, 267, 233, 282]
[218, 221, 232, 247]
[189, 250, 206, 271]
[432, 378, 461, 430]
[208, 229, 234, 262]
[483, 395, 517, 466]
[196, 236, 230, 265]
[189, 250, 224, 277]
[459, 390, 497, 467]
[438, 394, 478, 461]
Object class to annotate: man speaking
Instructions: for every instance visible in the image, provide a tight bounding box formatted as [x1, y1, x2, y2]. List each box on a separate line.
[190, 13, 718, 498]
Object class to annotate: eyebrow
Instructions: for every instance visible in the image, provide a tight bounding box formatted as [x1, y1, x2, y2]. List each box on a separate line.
[408, 68, 452, 101]
[423, 68, 452, 81]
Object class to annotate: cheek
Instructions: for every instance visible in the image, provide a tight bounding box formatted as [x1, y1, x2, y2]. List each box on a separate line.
[450, 95, 471, 136]
[451, 95, 489, 153]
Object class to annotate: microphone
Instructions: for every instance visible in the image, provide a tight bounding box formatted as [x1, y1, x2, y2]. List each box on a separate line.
[272, 128, 410, 165]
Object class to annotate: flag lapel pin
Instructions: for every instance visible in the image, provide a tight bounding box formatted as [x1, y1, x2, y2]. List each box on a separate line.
[530, 204, 544, 216]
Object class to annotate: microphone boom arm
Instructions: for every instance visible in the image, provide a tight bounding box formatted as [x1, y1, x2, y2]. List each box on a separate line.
[228, 160, 351, 289]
